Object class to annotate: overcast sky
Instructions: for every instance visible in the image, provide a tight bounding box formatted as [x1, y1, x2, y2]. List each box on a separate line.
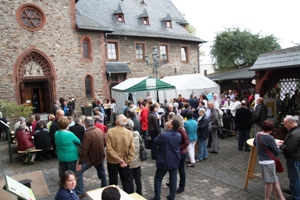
[171, 0, 300, 64]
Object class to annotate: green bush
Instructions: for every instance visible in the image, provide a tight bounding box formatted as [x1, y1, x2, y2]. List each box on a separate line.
[0, 100, 33, 128]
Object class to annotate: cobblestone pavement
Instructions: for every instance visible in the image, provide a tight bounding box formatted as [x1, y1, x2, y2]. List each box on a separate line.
[0, 131, 289, 200]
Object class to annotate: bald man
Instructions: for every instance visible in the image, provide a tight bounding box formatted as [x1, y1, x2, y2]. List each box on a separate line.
[50, 109, 65, 151]
[278, 116, 300, 200]
[106, 114, 134, 193]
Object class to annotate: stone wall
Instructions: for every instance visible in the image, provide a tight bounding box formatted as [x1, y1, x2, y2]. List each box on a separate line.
[108, 35, 200, 79]
[0, 0, 200, 112]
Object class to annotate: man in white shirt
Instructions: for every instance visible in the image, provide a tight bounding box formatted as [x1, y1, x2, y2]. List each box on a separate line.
[230, 96, 241, 132]
[212, 94, 221, 109]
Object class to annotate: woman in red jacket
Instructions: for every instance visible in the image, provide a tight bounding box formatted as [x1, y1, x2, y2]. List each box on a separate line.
[15, 124, 36, 163]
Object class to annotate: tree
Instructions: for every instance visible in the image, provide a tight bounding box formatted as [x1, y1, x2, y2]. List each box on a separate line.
[185, 24, 196, 35]
[210, 27, 281, 70]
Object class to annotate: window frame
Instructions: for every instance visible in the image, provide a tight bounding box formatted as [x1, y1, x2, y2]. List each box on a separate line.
[142, 17, 149, 25]
[134, 41, 146, 62]
[81, 36, 93, 62]
[159, 43, 169, 62]
[16, 3, 46, 31]
[84, 74, 94, 99]
[116, 14, 124, 23]
[107, 40, 120, 61]
[180, 45, 189, 63]
[166, 20, 172, 28]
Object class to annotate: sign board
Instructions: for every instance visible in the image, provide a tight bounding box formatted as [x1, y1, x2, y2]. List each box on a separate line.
[4, 175, 36, 200]
[146, 78, 156, 89]
[264, 98, 277, 122]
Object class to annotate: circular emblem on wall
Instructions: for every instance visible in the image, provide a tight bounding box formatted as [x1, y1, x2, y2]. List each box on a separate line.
[16, 3, 46, 31]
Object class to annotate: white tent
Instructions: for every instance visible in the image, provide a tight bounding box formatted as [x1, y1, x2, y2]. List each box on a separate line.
[150, 74, 220, 102]
[111, 76, 175, 114]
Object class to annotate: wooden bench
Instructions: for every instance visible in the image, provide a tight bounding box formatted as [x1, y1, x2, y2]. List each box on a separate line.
[18, 149, 43, 165]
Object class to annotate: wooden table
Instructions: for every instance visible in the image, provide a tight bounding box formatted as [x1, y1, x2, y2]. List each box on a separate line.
[86, 185, 146, 200]
[244, 138, 257, 189]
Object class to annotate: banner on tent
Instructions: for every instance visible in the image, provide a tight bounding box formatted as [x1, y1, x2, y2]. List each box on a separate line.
[146, 78, 156, 89]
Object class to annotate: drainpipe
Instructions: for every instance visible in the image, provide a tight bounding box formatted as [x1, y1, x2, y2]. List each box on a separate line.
[198, 43, 203, 74]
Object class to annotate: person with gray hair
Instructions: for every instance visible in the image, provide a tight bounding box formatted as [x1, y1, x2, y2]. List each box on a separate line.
[196, 108, 209, 162]
[125, 119, 143, 195]
[207, 100, 222, 154]
[278, 116, 300, 199]
[15, 123, 36, 163]
[53, 100, 60, 115]
[106, 114, 134, 193]
[14, 117, 26, 132]
[75, 116, 107, 198]
[127, 108, 140, 132]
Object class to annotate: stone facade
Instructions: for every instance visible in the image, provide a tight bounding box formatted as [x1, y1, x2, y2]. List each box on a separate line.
[0, 0, 201, 113]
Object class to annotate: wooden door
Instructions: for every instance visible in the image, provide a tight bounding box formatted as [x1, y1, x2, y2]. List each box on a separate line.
[39, 88, 44, 112]
[20, 83, 33, 106]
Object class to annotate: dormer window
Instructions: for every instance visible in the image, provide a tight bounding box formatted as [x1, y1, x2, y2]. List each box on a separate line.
[114, 3, 124, 23]
[140, 8, 149, 26]
[163, 13, 172, 29]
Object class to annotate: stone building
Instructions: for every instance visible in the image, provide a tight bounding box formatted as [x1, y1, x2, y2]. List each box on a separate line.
[0, 0, 205, 113]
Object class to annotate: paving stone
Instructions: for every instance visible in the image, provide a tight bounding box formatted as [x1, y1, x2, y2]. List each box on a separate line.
[0, 129, 289, 200]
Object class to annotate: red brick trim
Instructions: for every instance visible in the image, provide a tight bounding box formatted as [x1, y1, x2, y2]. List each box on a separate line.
[15, 3, 46, 31]
[80, 35, 93, 63]
[12, 47, 57, 104]
[70, 0, 77, 30]
[83, 74, 95, 99]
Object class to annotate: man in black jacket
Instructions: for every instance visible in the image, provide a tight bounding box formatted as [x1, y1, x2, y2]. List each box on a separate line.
[279, 116, 300, 200]
[252, 97, 268, 133]
[69, 118, 85, 143]
[236, 100, 252, 151]
[148, 104, 159, 159]
[49, 109, 64, 151]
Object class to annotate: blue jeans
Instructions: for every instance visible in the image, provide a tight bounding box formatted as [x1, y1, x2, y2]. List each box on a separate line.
[238, 129, 250, 150]
[149, 131, 158, 159]
[178, 153, 187, 190]
[286, 159, 300, 200]
[75, 161, 107, 195]
[153, 168, 177, 200]
[198, 139, 208, 160]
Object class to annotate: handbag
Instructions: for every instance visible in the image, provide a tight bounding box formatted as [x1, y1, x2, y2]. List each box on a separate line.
[258, 133, 284, 173]
[139, 136, 148, 161]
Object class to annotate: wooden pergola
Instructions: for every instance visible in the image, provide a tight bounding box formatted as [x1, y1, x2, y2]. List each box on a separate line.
[250, 45, 300, 120]
[250, 45, 300, 96]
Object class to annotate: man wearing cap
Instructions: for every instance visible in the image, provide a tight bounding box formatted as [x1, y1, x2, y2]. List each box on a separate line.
[106, 114, 134, 193]
[93, 107, 104, 124]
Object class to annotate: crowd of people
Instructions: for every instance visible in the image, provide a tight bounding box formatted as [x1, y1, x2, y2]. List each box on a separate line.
[8, 89, 300, 200]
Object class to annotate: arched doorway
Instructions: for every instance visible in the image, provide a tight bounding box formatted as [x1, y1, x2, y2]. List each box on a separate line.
[13, 47, 57, 113]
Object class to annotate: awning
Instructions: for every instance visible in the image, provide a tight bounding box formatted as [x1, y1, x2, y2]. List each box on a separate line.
[106, 62, 131, 74]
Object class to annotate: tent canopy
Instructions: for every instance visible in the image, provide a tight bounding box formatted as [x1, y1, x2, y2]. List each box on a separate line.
[153, 74, 220, 101]
[111, 76, 175, 114]
[112, 76, 175, 92]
